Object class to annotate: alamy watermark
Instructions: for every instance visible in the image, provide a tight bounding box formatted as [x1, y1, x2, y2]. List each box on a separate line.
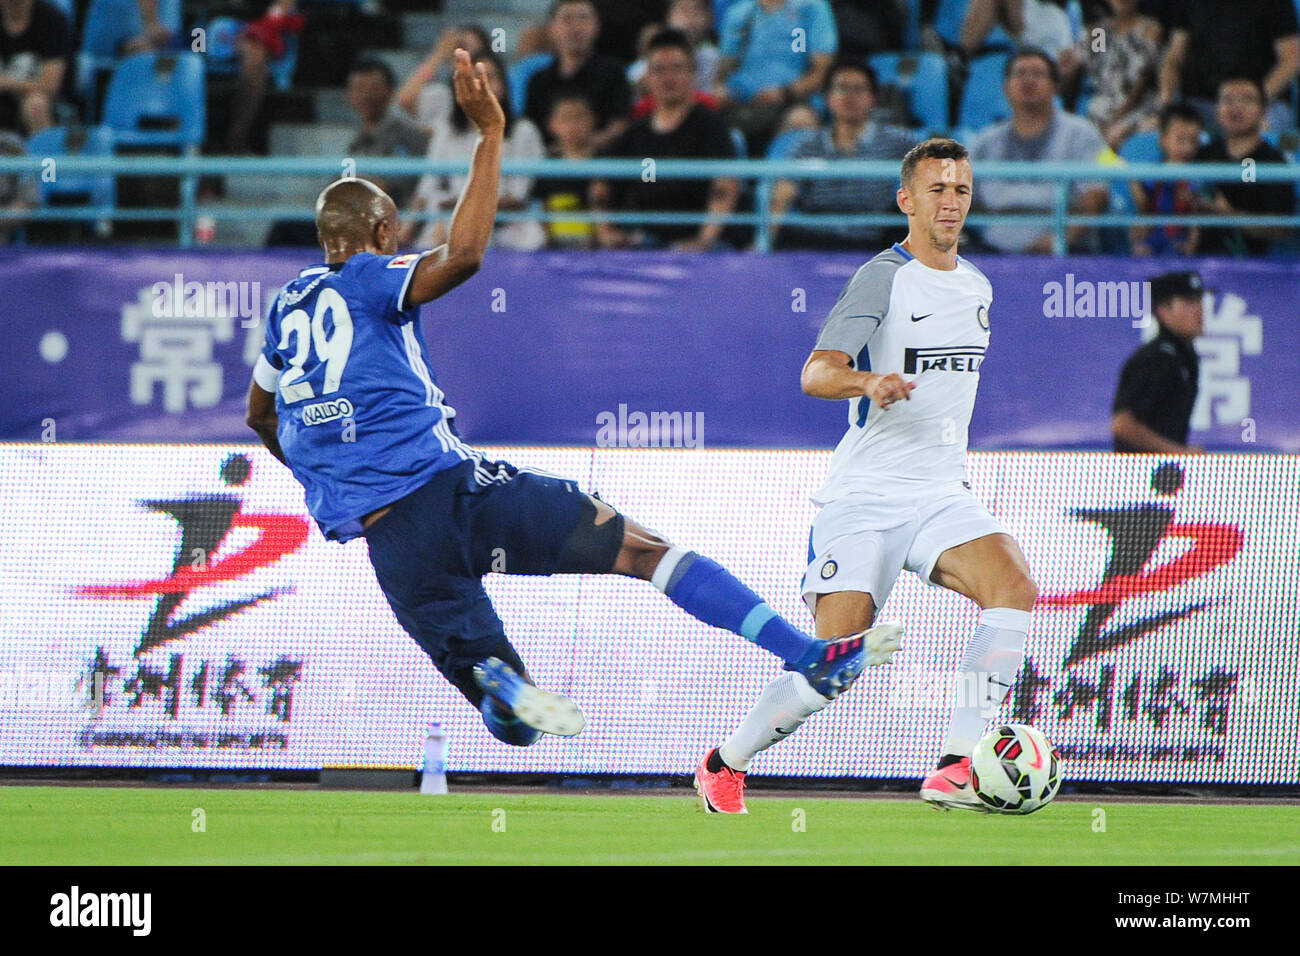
[50, 887, 151, 936]
[1043, 275, 1151, 327]
[150, 273, 262, 328]
[887, 663, 1014, 717]
[596, 404, 704, 448]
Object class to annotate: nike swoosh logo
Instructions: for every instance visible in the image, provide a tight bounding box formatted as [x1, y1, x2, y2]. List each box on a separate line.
[910, 313, 932, 322]
[775, 726, 795, 735]
[1027, 733, 1044, 770]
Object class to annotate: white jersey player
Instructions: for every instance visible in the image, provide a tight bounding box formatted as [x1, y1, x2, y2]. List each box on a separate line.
[693, 138, 1039, 813]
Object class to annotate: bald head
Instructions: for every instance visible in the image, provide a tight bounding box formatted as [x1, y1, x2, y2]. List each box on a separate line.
[315, 178, 398, 257]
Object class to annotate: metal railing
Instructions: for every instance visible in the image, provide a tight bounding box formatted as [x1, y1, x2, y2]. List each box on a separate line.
[0, 155, 1295, 253]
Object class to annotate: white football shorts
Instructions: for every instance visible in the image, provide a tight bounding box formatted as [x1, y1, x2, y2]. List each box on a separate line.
[800, 481, 1008, 612]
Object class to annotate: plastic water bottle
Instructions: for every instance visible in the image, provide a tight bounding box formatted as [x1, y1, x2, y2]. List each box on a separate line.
[420, 721, 448, 794]
[194, 215, 216, 245]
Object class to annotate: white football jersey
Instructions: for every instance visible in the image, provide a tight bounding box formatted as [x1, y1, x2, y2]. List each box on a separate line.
[811, 242, 993, 504]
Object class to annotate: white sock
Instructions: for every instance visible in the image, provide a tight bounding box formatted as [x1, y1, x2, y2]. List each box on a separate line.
[941, 607, 1030, 758]
[718, 671, 830, 771]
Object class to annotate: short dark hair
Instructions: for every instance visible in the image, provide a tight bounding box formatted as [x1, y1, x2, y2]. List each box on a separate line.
[350, 57, 395, 89]
[549, 0, 597, 19]
[645, 26, 695, 62]
[456, 24, 493, 55]
[824, 58, 877, 97]
[1217, 75, 1266, 103]
[1158, 102, 1203, 132]
[1004, 47, 1059, 87]
[900, 137, 969, 187]
[548, 84, 595, 115]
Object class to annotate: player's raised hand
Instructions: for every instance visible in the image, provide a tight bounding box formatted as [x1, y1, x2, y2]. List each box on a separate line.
[865, 372, 915, 410]
[451, 48, 505, 136]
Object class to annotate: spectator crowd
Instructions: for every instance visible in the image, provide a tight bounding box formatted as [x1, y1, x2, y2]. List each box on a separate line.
[3, 0, 1298, 255]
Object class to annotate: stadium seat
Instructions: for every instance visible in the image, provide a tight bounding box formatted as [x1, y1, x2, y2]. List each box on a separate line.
[948, 125, 976, 147]
[934, 0, 1013, 50]
[1118, 130, 1162, 164]
[27, 125, 116, 210]
[508, 54, 553, 116]
[202, 18, 298, 92]
[77, 0, 184, 121]
[200, 17, 244, 76]
[958, 51, 1011, 130]
[1107, 130, 1162, 219]
[158, 0, 181, 36]
[933, 0, 968, 47]
[765, 128, 814, 159]
[102, 53, 206, 150]
[81, 0, 133, 60]
[82, 0, 181, 59]
[901, 0, 920, 50]
[75, 0, 133, 120]
[869, 52, 949, 131]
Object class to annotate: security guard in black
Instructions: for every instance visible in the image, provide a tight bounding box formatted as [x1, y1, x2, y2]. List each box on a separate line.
[1112, 271, 1204, 453]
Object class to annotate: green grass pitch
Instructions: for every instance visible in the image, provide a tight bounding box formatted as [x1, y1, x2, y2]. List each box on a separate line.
[1, 786, 1295, 865]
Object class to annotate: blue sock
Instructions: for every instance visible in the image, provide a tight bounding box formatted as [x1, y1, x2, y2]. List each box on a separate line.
[653, 550, 817, 663]
[481, 696, 541, 747]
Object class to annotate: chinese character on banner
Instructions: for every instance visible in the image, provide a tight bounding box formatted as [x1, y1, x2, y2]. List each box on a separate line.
[215, 657, 257, 716]
[121, 286, 234, 412]
[190, 659, 211, 710]
[124, 654, 183, 717]
[259, 658, 303, 722]
[1009, 656, 1052, 724]
[78, 646, 122, 715]
[1141, 666, 1191, 729]
[1052, 665, 1115, 730]
[1190, 668, 1238, 736]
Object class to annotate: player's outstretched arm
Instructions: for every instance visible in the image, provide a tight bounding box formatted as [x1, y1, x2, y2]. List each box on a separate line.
[246, 380, 287, 465]
[405, 49, 506, 308]
[801, 349, 914, 409]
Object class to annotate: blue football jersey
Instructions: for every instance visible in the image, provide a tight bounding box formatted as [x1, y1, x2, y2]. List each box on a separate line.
[254, 252, 475, 541]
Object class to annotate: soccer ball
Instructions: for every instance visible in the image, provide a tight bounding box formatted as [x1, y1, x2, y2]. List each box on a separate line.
[969, 723, 1062, 814]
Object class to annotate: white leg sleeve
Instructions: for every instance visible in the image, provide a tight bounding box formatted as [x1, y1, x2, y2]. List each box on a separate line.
[940, 607, 1030, 758]
[718, 671, 830, 772]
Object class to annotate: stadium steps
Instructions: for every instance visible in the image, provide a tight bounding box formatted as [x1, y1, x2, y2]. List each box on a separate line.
[358, 49, 426, 84]
[268, 122, 356, 160]
[200, 201, 274, 248]
[401, 6, 544, 57]
[223, 172, 323, 205]
[312, 88, 353, 125]
[214, 122, 350, 246]
[402, 12, 443, 49]
[443, 0, 549, 16]
[289, 4, 538, 158]
[256, 1, 542, 250]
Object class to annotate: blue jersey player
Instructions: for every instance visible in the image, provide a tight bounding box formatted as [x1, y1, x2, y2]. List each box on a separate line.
[246, 51, 896, 760]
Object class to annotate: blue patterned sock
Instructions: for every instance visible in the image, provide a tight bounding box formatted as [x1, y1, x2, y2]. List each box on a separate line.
[653, 549, 816, 663]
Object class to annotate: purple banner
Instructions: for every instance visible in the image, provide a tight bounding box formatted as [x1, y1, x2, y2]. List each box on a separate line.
[5, 249, 1296, 451]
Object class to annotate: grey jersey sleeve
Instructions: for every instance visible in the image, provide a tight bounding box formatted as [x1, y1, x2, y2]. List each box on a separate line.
[813, 257, 900, 365]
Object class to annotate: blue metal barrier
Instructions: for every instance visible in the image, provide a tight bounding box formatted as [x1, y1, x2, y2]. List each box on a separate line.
[0, 155, 1295, 252]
